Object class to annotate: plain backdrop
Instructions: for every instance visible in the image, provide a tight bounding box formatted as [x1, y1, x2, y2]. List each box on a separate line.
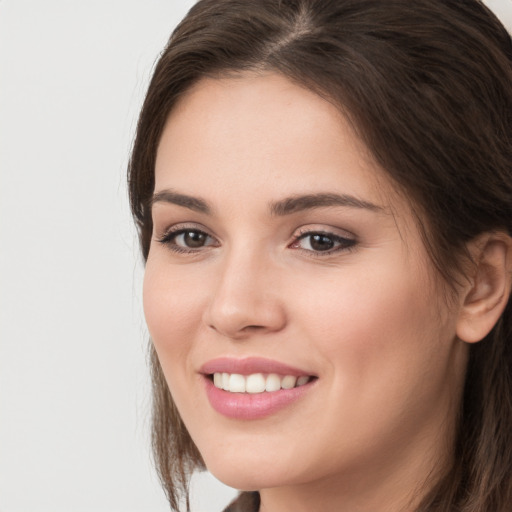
[0, 1, 511, 511]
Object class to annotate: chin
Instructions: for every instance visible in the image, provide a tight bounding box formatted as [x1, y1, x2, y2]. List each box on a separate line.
[207, 464, 288, 492]
[199, 440, 314, 492]
[210, 470, 262, 492]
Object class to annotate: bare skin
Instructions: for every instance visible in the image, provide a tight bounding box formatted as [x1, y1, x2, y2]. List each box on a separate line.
[143, 73, 510, 511]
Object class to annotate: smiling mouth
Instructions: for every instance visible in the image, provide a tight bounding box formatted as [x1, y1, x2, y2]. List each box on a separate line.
[209, 372, 315, 393]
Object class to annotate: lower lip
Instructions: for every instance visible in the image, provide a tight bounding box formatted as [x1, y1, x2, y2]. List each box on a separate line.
[203, 376, 315, 420]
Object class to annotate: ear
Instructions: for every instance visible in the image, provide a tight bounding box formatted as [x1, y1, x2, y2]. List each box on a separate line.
[456, 232, 512, 343]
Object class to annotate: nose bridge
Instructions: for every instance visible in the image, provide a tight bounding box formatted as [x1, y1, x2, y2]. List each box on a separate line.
[204, 241, 285, 338]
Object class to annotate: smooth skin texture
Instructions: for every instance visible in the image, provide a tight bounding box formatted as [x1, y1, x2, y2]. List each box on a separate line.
[143, 73, 510, 512]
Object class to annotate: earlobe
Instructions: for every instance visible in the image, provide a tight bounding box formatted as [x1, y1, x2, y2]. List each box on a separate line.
[456, 233, 512, 344]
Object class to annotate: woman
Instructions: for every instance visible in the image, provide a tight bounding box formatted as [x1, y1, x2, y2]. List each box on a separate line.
[128, 0, 512, 510]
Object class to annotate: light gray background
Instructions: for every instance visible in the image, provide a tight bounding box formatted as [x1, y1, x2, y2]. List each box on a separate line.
[1, 1, 511, 511]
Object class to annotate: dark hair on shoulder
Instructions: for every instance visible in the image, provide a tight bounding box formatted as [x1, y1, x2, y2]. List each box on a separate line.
[128, 1, 512, 510]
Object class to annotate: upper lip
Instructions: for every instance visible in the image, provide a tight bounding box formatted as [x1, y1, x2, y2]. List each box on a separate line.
[200, 357, 314, 377]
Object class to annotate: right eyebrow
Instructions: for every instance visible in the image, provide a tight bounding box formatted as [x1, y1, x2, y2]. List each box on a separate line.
[150, 189, 211, 214]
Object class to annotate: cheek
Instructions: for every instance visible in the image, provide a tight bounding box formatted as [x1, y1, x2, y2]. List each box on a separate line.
[142, 259, 205, 366]
[298, 261, 450, 402]
[299, 262, 430, 339]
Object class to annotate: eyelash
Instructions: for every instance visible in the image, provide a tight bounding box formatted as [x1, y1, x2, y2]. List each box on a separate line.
[291, 229, 357, 256]
[157, 227, 217, 254]
[156, 226, 357, 256]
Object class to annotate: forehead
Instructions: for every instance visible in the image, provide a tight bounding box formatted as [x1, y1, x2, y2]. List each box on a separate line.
[154, 72, 403, 214]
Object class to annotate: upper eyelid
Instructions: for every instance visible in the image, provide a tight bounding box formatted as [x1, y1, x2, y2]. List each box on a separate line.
[156, 226, 218, 253]
[156, 222, 215, 238]
[159, 226, 211, 239]
[155, 223, 357, 245]
[294, 225, 357, 240]
[290, 232, 358, 257]
[294, 232, 355, 244]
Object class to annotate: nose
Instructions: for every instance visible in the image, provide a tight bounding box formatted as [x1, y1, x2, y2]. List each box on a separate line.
[203, 249, 287, 340]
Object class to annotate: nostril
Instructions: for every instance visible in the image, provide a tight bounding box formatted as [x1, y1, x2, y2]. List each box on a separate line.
[204, 296, 287, 338]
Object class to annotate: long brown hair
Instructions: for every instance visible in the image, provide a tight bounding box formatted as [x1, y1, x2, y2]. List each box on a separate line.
[128, 1, 512, 510]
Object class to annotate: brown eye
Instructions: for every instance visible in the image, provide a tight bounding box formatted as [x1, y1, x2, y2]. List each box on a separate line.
[158, 228, 217, 252]
[293, 231, 357, 254]
[309, 234, 335, 251]
[182, 230, 208, 248]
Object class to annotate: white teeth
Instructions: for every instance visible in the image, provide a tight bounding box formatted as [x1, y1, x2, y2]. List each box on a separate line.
[246, 373, 266, 393]
[212, 372, 311, 393]
[297, 376, 309, 386]
[265, 373, 281, 392]
[229, 373, 246, 393]
[222, 372, 230, 391]
[281, 375, 297, 389]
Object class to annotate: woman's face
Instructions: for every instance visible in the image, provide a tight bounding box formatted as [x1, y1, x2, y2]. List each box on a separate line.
[144, 73, 468, 498]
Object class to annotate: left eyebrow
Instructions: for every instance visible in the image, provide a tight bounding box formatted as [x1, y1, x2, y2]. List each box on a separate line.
[270, 193, 384, 216]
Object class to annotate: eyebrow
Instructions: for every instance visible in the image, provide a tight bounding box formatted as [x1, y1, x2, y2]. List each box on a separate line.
[150, 189, 383, 216]
[270, 193, 383, 216]
[150, 189, 211, 214]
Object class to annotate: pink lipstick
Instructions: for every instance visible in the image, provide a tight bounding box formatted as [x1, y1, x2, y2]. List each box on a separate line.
[200, 357, 316, 420]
